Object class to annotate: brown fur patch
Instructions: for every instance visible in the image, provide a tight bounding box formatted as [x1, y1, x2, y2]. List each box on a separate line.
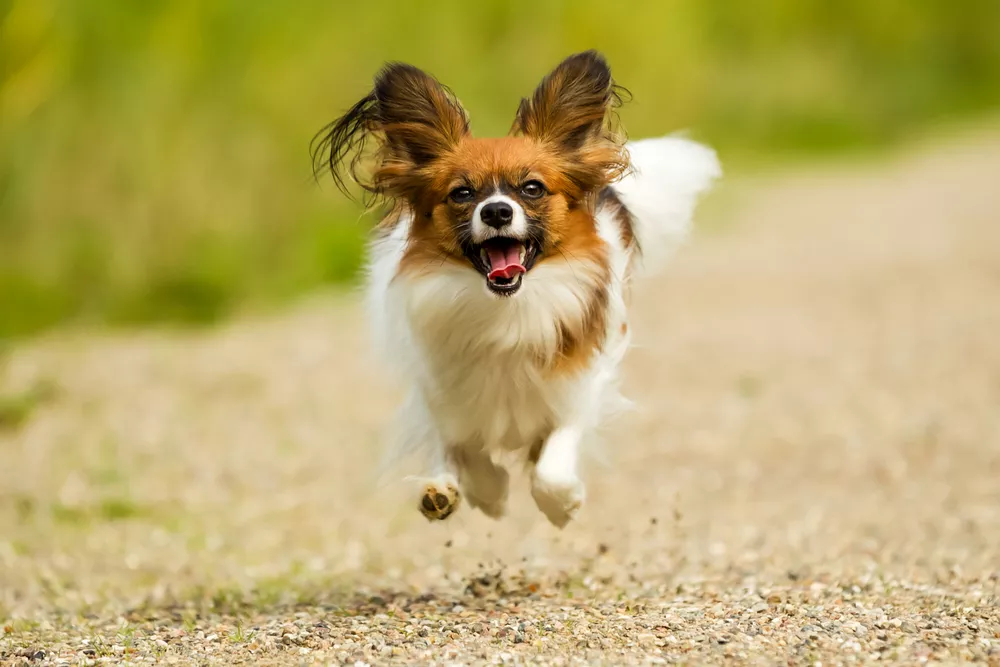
[538, 201, 612, 376]
[598, 186, 637, 250]
[396, 213, 467, 277]
[548, 278, 609, 377]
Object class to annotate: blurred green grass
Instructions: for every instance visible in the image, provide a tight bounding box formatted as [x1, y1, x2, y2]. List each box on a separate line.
[1, 0, 998, 338]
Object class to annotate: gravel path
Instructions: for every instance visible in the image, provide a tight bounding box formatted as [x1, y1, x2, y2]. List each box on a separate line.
[2, 127, 1000, 665]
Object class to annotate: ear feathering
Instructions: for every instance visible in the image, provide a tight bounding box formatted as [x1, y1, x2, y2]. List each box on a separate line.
[310, 63, 470, 205]
[512, 50, 631, 197]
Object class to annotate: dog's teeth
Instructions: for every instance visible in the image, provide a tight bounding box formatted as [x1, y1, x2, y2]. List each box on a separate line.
[519, 247, 526, 263]
[480, 248, 489, 265]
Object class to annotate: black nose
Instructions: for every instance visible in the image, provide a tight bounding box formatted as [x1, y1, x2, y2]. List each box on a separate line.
[480, 201, 514, 228]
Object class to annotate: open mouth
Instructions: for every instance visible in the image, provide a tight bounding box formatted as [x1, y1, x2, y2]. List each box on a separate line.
[464, 237, 539, 296]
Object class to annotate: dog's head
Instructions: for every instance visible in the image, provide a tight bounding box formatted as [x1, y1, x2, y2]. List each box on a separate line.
[313, 50, 629, 298]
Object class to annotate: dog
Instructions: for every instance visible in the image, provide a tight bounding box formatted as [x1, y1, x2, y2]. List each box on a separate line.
[312, 50, 720, 527]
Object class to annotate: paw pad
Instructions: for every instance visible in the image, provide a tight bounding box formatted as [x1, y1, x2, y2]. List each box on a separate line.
[419, 483, 459, 520]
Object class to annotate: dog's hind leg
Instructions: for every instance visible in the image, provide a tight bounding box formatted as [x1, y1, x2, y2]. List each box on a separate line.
[450, 445, 509, 519]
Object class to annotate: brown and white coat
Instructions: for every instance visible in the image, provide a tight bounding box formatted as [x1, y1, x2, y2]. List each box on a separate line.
[313, 51, 720, 526]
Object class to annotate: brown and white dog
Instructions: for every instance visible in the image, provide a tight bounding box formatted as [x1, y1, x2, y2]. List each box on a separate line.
[313, 50, 719, 527]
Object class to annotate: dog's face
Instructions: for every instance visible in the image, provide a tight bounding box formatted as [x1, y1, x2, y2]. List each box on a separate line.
[314, 50, 628, 297]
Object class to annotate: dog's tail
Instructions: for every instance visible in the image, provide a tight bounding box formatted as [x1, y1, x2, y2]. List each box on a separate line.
[613, 134, 721, 275]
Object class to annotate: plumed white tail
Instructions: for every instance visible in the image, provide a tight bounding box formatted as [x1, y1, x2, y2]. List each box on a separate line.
[613, 135, 721, 275]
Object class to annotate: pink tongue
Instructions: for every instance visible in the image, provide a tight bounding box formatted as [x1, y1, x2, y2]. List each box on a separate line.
[486, 244, 526, 280]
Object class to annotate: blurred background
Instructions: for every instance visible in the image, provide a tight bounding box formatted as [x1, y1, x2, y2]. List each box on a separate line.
[2, 0, 999, 339]
[3, 4, 1000, 655]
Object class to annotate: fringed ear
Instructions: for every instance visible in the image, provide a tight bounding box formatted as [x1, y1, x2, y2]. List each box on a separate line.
[512, 50, 629, 196]
[311, 63, 469, 204]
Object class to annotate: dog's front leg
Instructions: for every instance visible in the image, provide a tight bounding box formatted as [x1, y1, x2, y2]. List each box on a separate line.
[415, 436, 462, 521]
[399, 394, 461, 521]
[530, 425, 585, 527]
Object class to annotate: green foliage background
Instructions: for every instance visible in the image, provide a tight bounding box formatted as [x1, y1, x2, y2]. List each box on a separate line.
[2, 0, 998, 337]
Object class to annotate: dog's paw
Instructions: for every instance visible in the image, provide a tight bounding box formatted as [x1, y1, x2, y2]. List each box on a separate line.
[530, 472, 585, 528]
[418, 479, 460, 521]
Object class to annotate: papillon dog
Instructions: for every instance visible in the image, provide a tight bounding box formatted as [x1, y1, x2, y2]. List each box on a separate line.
[312, 50, 720, 527]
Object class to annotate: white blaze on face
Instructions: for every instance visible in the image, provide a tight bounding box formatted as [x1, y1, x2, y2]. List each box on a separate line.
[470, 193, 528, 242]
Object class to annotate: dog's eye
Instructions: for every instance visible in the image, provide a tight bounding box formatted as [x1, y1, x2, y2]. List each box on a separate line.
[520, 181, 545, 199]
[449, 186, 475, 203]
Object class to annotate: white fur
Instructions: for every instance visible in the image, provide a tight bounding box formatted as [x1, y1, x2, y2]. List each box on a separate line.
[615, 135, 722, 274]
[531, 424, 587, 527]
[366, 135, 720, 525]
[471, 193, 528, 241]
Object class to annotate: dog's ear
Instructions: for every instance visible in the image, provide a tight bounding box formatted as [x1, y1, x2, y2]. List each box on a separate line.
[373, 63, 469, 166]
[312, 63, 469, 203]
[513, 50, 617, 149]
[512, 51, 628, 194]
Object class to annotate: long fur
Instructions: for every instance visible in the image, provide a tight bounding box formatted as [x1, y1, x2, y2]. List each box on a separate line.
[312, 50, 720, 526]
